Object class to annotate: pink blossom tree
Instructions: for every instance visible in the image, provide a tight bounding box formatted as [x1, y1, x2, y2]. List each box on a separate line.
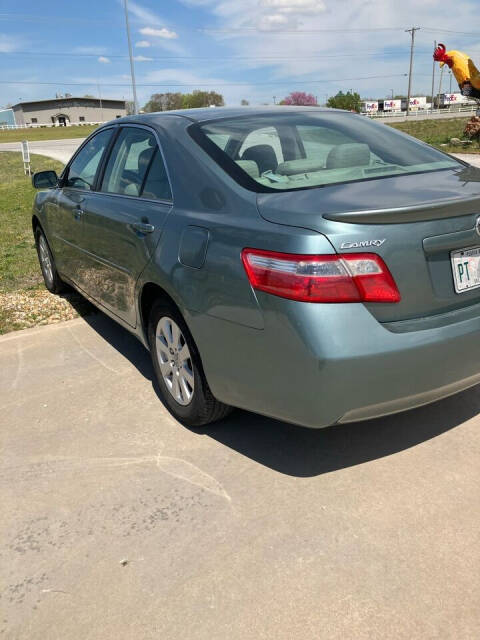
[280, 92, 317, 106]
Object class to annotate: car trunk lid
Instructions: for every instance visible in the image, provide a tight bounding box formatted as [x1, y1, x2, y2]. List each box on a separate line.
[256, 165, 480, 322]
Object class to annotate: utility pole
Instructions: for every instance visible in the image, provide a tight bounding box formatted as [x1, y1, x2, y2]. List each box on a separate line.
[391, 89, 394, 99]
[273, 96, 276, 105]
[97, 81, 104, 122]
[431, 40, 436, 111]
[123, 0, 138, 115]
[437, 64, 445, 110]
[405, 26, 420, 116]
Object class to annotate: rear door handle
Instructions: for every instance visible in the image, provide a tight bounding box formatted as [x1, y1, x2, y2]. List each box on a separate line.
[131, 221, 155, 234]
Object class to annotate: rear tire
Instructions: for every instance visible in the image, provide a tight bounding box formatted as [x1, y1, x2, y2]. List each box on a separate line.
[148, 299, 232, 427]
[35, 227, 67, 294]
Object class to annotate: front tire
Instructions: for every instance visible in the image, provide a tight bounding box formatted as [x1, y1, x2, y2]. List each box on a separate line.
[148, 300, 232, 427]
[35, 227, 67, 294]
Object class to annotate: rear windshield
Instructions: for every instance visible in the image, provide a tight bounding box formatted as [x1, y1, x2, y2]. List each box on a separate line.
[189, 111, 460, 192]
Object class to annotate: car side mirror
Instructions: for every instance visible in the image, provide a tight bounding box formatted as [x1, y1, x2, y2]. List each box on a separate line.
[32, 170, 58, 189]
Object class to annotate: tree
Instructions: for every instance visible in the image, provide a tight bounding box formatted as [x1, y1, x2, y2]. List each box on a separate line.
[241, 99, 249, 106]
[83, 94, 96, 99]
[142, 92, 184, 112]
[326, 91, 361, 112]
[279, 91, 317, 106]
[182, 90, 224, 109]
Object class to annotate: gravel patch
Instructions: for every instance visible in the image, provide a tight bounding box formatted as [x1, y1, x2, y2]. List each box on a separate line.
[0, 288, 95, 334]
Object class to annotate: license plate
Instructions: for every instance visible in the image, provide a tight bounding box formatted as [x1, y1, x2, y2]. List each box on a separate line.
[451, 246, 480, 293]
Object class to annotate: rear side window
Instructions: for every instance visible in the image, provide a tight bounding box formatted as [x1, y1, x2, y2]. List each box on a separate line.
[100, 127, 172, 200]
[141, 149, 172, 201]
[101, 128, 157, 197]
[65, 129, 112, 190]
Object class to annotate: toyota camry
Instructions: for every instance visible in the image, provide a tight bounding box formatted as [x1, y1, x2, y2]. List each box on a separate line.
[31, 107, 480, 428]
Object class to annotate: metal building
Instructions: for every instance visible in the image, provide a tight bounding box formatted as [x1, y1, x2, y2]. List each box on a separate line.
[12, 97, 126, 126]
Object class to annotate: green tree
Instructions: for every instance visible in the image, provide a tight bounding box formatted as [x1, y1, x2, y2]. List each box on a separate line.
[182, 90, 224, 109]
[326, 91, 361, 112]
[142, 92, 184, 112]
[241, 99, 249, 106]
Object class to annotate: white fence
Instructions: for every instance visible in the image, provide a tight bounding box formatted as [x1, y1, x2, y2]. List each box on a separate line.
[0, 121, 104, 131]
[369, 105, 478, 119]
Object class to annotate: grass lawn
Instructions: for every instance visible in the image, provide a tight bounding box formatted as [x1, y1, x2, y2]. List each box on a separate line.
[0, 152, 93, 333]
[0, 124, 98, 143]
[387, 117, 480, 154]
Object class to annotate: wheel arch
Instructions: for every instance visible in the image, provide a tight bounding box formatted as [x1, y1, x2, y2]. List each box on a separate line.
[139, 281, 185, 344]
[32, 214, 42, 234]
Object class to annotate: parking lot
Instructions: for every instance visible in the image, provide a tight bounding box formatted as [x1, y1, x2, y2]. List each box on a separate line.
[1, 311, 479, 639]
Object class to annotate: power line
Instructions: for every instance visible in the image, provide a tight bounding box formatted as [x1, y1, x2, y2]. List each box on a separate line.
[0, 73, 409, 88]
[422, 28, 480, 36]
[200, 27, 406, 34]
[0, 12, 115, 24]
[0, 14, 405, 32]
[0, 50, 417, 61]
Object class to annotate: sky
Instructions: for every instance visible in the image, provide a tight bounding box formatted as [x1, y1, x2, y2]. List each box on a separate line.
[1, 0, 480, 109]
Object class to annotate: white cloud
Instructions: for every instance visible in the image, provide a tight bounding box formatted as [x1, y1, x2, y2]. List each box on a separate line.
[133, 55, 153, 62]
[98, 56, 111, 64]
[135, 40, 151, 48]
[259, 14, 291, 29]
[127, 0, 164, 26]
[140, 26, 178, 39]
[260, 0, 325, 13]
[0, 33, 19, 53]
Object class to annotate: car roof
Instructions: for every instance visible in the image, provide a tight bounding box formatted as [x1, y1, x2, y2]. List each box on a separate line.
[114, 105, 339, 127]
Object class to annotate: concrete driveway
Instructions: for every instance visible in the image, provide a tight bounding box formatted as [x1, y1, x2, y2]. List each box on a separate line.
[1, 312, 479, 639]
[0, 138, 83, 164]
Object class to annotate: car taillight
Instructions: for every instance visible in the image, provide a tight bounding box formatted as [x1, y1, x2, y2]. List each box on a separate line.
[241, 249, 400, 303]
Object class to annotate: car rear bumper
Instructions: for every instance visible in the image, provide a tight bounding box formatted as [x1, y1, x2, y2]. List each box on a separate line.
[189, 297, 480, 428]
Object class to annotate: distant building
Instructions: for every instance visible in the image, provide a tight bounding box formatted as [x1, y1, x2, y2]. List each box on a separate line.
[0, 108, 15, 127]
[11, 97, 126, 126]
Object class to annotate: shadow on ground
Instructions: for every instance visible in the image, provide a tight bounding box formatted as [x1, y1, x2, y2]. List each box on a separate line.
[83, 311, 480, 478]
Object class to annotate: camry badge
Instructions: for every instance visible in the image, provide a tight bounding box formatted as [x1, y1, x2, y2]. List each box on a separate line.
[340, 239, 386, 249]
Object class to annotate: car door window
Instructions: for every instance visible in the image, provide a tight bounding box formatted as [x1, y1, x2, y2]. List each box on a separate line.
[141, 149, 172, 201]
[101, 128, 157, 197]
[65, 129, 113, 190]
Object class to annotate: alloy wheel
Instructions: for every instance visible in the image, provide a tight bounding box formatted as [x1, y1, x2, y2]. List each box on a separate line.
[155, 316, 195, 406]
[38, 235, 54, 287]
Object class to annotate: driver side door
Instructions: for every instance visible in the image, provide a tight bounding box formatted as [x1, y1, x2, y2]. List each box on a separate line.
[52, 128, 114, 286]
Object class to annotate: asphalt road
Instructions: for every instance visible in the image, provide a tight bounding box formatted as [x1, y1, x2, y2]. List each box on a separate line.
[1, 313, 479, 639]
